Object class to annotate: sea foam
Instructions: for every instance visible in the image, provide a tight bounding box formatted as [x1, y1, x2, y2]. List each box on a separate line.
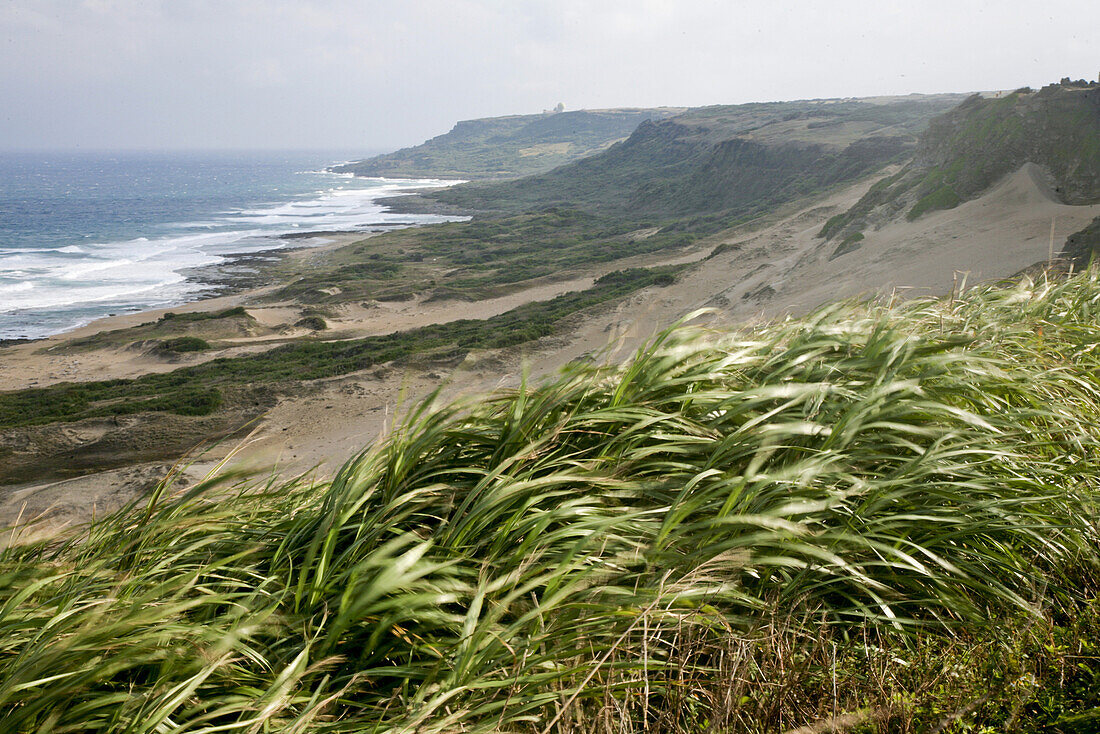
[0, 163, 463, 339]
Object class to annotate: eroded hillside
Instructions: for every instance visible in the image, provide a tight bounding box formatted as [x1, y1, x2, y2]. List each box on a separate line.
[820, 82, 1100, 246]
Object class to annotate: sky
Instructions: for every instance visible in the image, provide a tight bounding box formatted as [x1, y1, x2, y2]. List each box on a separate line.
[1, 0, 1097, 152]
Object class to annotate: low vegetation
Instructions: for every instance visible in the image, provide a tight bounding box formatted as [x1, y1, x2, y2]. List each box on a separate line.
[829, 230, 865, 260]
[155, 336, 211, 353]
[272, 208, 697, 305]
[158, 306, 250, 323]
[330, 108, 681, 180]
[0, 267, 681, 428]
[53, 306, 259, 353]
[2, 268, 1099, 731]
[294, 315, 328, 331]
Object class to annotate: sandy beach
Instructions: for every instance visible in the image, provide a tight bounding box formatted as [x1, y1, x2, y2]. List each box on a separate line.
[4, 164, 1099, 538]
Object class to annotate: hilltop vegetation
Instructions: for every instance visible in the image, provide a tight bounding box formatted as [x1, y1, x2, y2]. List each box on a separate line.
[821, 83, 1100, 242]
[330, 108, 682, 180]
[2, 270, 1099, 732]
[420, 96, 963, 219]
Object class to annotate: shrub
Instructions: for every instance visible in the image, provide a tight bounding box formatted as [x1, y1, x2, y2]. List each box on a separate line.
[829, 231, 865, 260]
[157, 336, 210, 353]
[907, 183, 962, 220]
[157, 306, 248, 323]
[295, 315, 328, 331]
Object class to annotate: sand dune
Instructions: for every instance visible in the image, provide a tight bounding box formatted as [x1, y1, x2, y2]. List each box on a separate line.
[4, 164, 1099, 535]
[242, 163, 1100, 477]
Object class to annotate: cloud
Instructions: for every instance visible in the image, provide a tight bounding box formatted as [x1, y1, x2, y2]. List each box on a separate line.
[2, 0, 1099, 149]
[240, 57, 287, 88]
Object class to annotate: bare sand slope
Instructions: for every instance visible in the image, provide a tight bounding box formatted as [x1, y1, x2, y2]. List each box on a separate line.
[6, 165, 1099, 536]
[602, 163, 1100, 333]
[421, 160, 1100, 416]
[745, 163, 1100, 318]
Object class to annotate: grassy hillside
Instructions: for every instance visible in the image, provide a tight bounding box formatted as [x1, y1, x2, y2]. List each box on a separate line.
[422, 96, 964, 221]
[821, 82, 1100, 242]
[330, 108, 682, 180]
[2, 268, 1099, 732]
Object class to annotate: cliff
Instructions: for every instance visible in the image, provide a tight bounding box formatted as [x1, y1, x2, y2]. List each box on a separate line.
[330, 108, 683, 180]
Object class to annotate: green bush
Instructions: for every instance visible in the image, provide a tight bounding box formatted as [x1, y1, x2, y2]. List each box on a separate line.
[907, 183, 962, 220]
[158, 306, 248, 323]
[295, 315, 328, 331]
[157, 336, 210, 353]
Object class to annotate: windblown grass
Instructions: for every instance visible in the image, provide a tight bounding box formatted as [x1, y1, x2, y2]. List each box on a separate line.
[3, 270, 1100, 732]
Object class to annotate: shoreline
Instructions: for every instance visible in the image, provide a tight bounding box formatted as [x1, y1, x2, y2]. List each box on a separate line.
[0, 166, 469, 344]
[4, 165, 1097, 535]
[0, 231, 369, 353]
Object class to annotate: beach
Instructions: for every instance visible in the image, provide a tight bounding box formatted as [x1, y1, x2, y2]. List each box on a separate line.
[0, 150, 464, 340]
[5, 162, 1100, 539]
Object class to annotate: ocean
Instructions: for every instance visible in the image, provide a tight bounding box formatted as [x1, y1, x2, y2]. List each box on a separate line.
[0, 150, 460, 340]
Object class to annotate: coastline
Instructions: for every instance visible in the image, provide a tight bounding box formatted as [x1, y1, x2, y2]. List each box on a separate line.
[0, 174, 471, 385]
[5, 164, 1098, 537]
[0, 231, 368, 391]
[0, 154, 468, 343]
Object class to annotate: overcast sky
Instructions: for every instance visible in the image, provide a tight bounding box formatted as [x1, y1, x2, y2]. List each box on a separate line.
[2, 0, 1097, 152]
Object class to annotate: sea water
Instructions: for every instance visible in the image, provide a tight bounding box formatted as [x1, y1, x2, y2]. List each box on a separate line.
[0, 150, 461, 339]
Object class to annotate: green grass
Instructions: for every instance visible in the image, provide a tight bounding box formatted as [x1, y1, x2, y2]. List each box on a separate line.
[272, 209, 697, 305]
[0, 266, 681, 428]
[2, 268, 1099, 732]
